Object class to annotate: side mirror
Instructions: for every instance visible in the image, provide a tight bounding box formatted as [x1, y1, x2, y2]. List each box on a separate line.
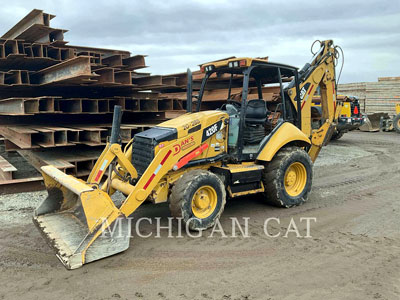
[186, 68, 193, 113]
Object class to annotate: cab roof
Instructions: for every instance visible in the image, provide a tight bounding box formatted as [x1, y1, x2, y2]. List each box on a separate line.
[200, 57, 298, 72]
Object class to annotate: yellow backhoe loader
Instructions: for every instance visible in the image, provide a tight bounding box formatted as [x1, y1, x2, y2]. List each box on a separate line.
[34, 40, 342, 269]
[312, 95, 363, 140]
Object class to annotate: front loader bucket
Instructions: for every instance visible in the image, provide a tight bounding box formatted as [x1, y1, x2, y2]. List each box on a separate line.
[34, 166, 131, 269]
[359, 113, 388, 132]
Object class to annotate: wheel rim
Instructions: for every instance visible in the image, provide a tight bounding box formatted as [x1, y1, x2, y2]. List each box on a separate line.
[397, 119, 400, 128]
[284, 162, 307, 197]
[191, 185, 217, 219]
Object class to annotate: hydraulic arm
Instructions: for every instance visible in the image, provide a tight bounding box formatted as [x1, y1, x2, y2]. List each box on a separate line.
[286, 40, 339, 162]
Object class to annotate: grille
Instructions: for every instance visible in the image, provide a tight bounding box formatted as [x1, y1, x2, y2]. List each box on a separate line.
[131, 136, 156, 177]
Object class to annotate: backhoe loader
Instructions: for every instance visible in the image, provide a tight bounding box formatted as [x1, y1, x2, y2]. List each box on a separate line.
[312, 95, 364, 140]
[34, 40, 341, 269]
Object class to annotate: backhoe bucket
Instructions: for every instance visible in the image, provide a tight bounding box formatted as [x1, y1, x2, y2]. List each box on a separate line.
[33, 165, 131, 269]
[359, 113, 387, 132]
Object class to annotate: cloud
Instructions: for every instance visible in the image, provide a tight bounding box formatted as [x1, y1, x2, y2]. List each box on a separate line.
[0, 0, 399, 83]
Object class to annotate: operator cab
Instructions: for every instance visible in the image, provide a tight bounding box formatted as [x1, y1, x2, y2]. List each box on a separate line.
[196, 58, 301, 162]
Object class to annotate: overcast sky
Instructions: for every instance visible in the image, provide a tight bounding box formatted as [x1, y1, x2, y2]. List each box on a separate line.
[0, 0, 399, 83]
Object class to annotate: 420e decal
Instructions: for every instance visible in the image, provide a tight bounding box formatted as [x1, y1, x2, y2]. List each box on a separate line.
[202, 120, 223, 142]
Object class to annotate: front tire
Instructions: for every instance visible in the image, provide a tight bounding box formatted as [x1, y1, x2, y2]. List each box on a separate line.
[262, 147, 313, 207]
[169, 170, 226, 231]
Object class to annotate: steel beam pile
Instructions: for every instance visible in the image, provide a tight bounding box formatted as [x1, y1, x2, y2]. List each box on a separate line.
[0, 9, 187, 192]
[0, 10, 281, 193]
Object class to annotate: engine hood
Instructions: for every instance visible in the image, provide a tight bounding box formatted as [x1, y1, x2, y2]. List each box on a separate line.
[158, 110, 228, 139]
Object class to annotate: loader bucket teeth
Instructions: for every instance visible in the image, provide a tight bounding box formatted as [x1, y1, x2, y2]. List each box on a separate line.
[33, 166, 130, 269]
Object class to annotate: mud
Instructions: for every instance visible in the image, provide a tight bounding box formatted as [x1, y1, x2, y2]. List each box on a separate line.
[0, 131, 400, 300]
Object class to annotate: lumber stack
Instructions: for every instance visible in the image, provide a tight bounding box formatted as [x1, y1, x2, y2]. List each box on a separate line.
[0, 9, 188, 191]
[338, 77, 400, 114]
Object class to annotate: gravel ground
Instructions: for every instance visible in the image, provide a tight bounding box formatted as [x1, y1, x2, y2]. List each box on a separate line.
[0, 191, 45, 225]
[0, 130, 400, 300]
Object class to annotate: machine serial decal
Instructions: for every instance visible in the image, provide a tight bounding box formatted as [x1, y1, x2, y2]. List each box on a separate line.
[183, 119, 200, 130]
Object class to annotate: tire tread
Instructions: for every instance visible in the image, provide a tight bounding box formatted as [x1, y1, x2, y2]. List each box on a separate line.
[262, 147, 312, 208]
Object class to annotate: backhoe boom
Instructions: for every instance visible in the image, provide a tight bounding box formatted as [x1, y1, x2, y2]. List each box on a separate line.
[287, 40, 338, 161]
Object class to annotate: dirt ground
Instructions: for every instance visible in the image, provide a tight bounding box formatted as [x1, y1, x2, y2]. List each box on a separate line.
[1, 131, 400, 300]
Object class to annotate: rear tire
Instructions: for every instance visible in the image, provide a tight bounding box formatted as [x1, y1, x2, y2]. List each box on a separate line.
[394, 114, 400, 133]
[169, 170, 226, 231]
[262, 147, 313, 207]
[331, 130, 344, 140]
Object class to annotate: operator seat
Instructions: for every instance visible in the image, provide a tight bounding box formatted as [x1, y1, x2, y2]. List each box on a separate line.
[243, 99, 269, 145]
[245, 99, 268, 124]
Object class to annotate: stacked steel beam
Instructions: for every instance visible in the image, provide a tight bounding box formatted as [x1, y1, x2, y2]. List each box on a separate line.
[0, 9, 187, 192]
[0, 10, 282, 193]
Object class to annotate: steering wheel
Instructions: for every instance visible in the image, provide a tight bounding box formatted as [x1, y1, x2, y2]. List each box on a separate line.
[226, 100, 242, 109]
[219, 100, 242, 111]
